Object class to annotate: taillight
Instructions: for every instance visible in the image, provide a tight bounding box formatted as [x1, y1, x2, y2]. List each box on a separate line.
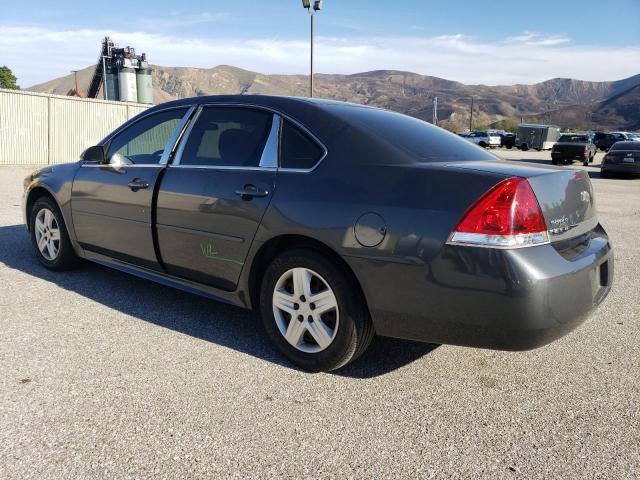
[448, 177, 549, 248]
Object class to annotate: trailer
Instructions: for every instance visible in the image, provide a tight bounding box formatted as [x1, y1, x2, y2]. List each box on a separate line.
[515, 124, 561, 151]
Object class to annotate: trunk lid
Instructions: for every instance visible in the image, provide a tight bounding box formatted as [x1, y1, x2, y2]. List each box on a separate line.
[605, 150, 640, 164]
[447, 161, 597, 242]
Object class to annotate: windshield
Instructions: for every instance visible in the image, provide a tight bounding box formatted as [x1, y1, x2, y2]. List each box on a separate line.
[326, 104, 496, 163]
[558, 135, 588, 143]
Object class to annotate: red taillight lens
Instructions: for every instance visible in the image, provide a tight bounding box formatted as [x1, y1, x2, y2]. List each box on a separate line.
[449, 178, 549, 248]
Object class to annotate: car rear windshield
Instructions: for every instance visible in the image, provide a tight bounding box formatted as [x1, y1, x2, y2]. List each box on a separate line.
[611, 141, 640, 151]
[558, 135, 588, 143]
[325, 104, 496, 163]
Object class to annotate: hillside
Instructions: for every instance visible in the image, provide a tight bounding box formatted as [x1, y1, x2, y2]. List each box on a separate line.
[29, 65, 640, 131]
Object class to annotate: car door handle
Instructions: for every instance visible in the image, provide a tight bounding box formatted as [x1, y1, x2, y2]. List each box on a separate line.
[235, 185, 269, 200]
[127, 179, 149, 191]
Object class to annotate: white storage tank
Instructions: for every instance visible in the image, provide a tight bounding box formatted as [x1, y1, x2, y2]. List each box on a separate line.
[118, 62, 138, 102]
[136, 64, 153, 104]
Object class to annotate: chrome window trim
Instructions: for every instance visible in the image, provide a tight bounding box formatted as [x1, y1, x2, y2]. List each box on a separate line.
[170, 102, 328, 173]
[259, 114, 281, 168]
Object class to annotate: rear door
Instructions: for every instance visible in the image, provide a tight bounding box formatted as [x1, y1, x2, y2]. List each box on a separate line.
[155, 105, 279, 291]
[71, 107, 191, 270]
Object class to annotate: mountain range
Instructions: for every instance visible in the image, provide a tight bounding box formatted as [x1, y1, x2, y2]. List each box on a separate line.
[29, 65, 640, 131]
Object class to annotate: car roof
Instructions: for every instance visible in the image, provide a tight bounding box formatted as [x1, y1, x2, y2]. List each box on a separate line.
[140, 95, 360, 145]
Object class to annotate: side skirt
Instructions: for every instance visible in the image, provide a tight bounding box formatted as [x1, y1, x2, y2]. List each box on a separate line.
[83, 250, 248, 309]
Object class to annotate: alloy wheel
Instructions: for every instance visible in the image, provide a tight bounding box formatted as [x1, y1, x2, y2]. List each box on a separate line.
[272, 267, 339, 353]
[34, 208, 61, 261]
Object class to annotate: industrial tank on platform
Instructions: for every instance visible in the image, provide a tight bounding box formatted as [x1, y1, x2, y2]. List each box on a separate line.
[118, 61, 138, 102]
[136, 63, 153, 104]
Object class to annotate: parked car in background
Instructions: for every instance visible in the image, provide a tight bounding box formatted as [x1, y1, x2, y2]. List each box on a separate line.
[464, 131, 501, 148]
[551, 134, 596, 166]
[500, 132, 516, 149]
[516, 124, 561, 151]
[594, 132, 631, 151]
[601, 141, 640, 178]
[21, 95, 613, 371]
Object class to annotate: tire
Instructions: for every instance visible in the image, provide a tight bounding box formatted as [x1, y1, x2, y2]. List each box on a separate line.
[259, 248, 374, 372]
[478, 142, 487, 148]
[521, 144, 529, 151]
[30, 196, 80, 271]
[583, 158, 589, 166]
[506, 145, 512, 149]
[535, 148, 542, 152]
[551, 158, 558, 165]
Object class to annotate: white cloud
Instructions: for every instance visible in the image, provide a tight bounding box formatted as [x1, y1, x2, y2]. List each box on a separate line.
[133, 12, 229, 30]
[0, 26, 638, 88]
[505, 30, 570, 47]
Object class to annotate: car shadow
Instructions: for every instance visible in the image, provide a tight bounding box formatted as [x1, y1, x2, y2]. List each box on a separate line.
[0, 224, 437, 378]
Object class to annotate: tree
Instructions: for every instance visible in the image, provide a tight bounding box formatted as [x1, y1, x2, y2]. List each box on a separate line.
[0, 66, 20, 90]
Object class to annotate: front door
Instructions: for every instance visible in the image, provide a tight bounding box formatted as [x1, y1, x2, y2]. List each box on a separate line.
[71, 107, 190, 270]
[156, 106, 279, 291]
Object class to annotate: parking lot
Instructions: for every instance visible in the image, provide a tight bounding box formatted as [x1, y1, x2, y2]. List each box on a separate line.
[0, 153, 638, 478]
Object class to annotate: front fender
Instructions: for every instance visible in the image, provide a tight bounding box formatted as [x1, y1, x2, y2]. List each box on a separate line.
[23, 162, 84, 256]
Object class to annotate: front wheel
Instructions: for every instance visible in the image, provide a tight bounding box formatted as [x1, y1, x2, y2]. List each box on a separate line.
[30, 196, 80, 270]
[259, 249, 374, 372]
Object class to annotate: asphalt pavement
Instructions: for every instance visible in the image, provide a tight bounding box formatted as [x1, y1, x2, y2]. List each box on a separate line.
[0, 154, 638, 479]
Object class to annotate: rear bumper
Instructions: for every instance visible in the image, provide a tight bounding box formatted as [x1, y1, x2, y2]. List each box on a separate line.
[348, 225, 613, 350]
[552, 152, 588, 160]
[601, 163, 640, 175]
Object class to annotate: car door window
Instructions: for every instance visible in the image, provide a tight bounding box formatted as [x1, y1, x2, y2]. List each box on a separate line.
[178, 107, 273, 167]
[106, 108, 188, 165]
[279, 120, 324, 170]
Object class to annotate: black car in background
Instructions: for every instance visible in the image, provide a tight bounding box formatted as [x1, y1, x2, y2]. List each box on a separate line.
[601, 141, 640, 178]
[551, 134, 597, 166]
[594, 132, 628, 151]
[22, 96, 613, 371]
[500, 132, 516, 149]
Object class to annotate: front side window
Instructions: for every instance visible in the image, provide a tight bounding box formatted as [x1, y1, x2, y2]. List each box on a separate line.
[107, 108, 187, 164]
[179, 107, 273, 167]
[279, 120, 324, 170]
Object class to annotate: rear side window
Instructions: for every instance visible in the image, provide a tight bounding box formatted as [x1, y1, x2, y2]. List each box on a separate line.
[611, 142, 640, 151]
[279, 120, 324, 170]
[179, 107, 273, 167]
[326, 104, 496, 163]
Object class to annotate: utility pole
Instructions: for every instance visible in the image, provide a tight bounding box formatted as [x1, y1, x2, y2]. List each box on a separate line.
[302, 0, 323, 98]
[70, 70, 79, 93]
[469, 96, 474, 131]
[433, 96, 438, 125]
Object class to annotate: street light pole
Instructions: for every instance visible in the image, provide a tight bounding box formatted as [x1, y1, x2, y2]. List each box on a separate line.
[310, 10, 314, 98]
[302, 0, 322, 98]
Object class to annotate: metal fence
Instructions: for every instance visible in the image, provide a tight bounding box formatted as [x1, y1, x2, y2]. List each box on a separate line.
[0, 89, 150, 165]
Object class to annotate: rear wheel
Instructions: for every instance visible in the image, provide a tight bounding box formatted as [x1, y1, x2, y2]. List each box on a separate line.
[259, 249, 374, 372]
[30, 197, 80, 270]
[521, 143, 529, 151]
[478, 141, 487, 148]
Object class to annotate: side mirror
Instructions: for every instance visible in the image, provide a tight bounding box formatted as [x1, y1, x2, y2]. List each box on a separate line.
[81, 145, 106, 164]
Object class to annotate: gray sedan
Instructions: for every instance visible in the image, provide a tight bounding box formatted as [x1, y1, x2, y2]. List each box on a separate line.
[22, 96, 613, 371]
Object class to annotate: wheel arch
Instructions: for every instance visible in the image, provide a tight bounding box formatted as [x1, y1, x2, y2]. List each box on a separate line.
[25, 186, 57, 232]
[247, 234, 369, 314]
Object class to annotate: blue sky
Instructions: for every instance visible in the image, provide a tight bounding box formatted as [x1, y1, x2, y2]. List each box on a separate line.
[1, 0, 639, 87]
